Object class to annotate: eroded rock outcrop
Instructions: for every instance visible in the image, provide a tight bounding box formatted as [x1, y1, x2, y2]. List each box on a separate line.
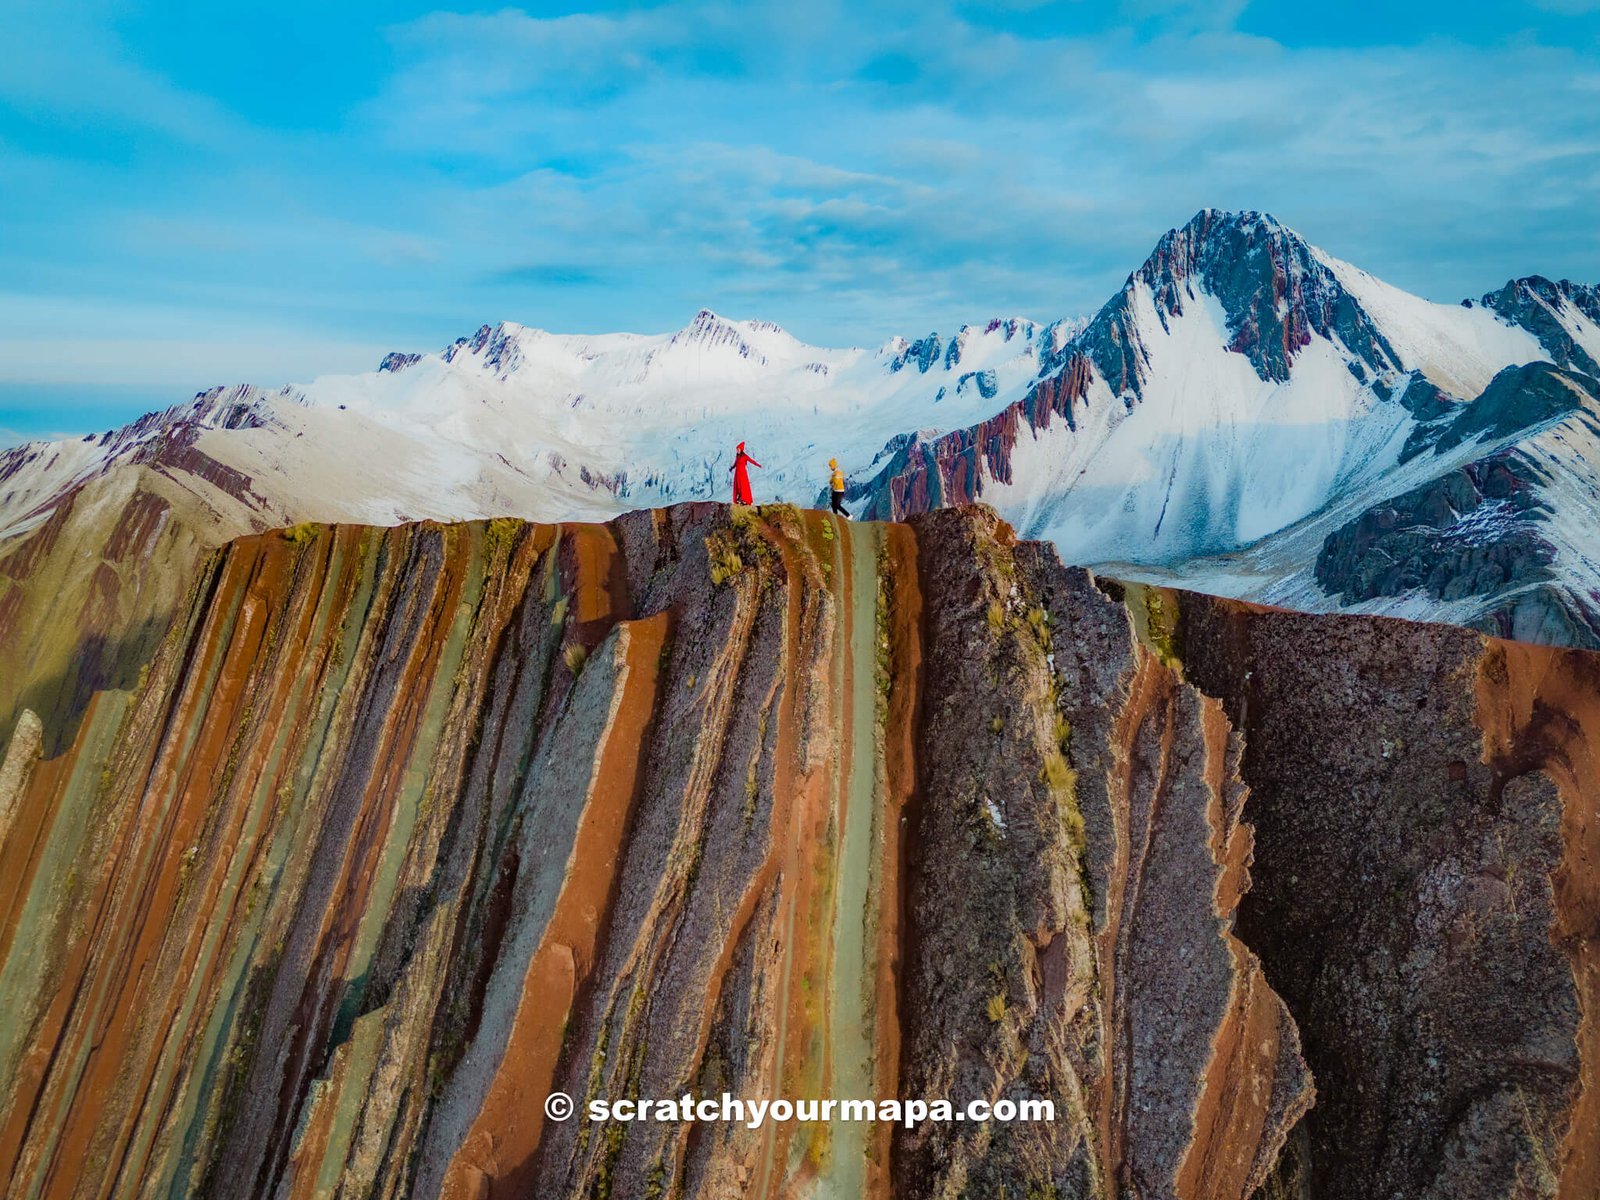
[0, 505, 1308, 1199]
[0, 503, 1592, 1198]
[1180, 594, 1599, 1197]
[895, 515, 1309, 1199]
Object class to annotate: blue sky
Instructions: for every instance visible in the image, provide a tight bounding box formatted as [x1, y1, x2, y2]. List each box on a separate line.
[2, 0, 1598, 444]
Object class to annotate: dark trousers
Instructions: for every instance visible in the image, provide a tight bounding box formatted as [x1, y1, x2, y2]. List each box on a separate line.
[830, 490, 849, 516]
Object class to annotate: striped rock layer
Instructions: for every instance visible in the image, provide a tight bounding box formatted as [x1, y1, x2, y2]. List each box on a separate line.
[0, 503, 1591, 1198]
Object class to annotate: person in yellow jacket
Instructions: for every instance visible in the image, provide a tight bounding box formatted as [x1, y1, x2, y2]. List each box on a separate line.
[828, 458, 850, 518]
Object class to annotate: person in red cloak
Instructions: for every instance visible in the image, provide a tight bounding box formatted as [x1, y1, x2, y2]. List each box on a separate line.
[730, 441, 761, 505]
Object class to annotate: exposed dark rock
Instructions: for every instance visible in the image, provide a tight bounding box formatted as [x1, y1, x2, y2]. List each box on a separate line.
[1181, 598, 1597, 1199]
[1315, 451, 1556, 604]
[891, 333, 944, 373]
[379, 351, 424, 373]
[1481, 277, 1600, 375]
[1315, 364, 1600, 647]
[1077, 209, 1400, 396]
[1400, 362, 1594, 464]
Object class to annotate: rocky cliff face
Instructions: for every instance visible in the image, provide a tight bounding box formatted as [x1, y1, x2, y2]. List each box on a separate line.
[1482, 278, 1600, 376]
[1313, 363, 1600, 647]
[1080, 208, 1399, 392]
[1179, 594, 1600, 1198]
[0, 504, 1593, 1199]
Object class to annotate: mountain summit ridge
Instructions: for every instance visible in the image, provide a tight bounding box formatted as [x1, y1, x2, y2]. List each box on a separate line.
[4, 208, 1600, 748]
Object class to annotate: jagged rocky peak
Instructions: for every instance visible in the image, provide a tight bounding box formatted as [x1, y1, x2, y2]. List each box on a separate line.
[1480, 275, 1600, 374]
[1316, 360, 1600, 645]
[85, 385, 286, 460]
[442, 320, 543, 376]
[1483, 275, 1600, 324]
[890, 331, 944, 373]
[887, 318, 1045, 375]
[377, 350, 423, 373]
[1036, 313, 1090, 376]
[944, 317, 1043, 368]
[664, 307, 790, 364]
[2, 386, 273, 464]
[1076, 208, 1400, 396]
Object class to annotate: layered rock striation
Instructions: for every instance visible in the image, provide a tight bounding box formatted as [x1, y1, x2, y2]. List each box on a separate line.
[0, 504, 1593, 1197]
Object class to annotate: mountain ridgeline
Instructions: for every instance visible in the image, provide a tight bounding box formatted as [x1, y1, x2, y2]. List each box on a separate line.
[4, 209, 1600, 756]
[1, 210, 1599, 1196]
[853, 212, 1600, 647]
[0, 504, 1596, 1198]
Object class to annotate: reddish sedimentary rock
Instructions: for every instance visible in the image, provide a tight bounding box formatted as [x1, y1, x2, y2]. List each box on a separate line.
[858, 355, 1095, 520]
[0, 508, 1312, 1200]
[0, 503, 1591, 1198]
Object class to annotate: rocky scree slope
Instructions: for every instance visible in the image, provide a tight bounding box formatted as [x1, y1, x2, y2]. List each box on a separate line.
[0, 503, 1594, 1198]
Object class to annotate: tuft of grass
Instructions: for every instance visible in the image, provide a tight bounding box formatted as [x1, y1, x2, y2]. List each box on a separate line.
[563, 642, 588, 675]
[1041, 751, 1086, 852]
[484, 516, 521, 557]
[595, 1120, 627, 1199]
[1142, 588, 1182, 669]
[743, 757, 760, 825]
[1025, 606, 1052, 646]
[705, 530, 745, 586]
[986, 992, 1007, 1023]
[977, 802, 1002, 850]
[986, 601, 1006, 633]
[281, 522, 319, 545]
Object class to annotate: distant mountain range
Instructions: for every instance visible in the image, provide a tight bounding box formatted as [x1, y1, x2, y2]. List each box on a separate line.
[3, 208, 1598, 743]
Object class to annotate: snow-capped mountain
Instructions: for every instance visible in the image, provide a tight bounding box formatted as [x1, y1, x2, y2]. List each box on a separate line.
[0, 306, 1065, 743]
[855, 210, 1600, 644]
[0, 308, 1061, 543]
[3, 208, 1600, 746]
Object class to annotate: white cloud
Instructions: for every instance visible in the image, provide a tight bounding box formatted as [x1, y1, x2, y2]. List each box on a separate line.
[350, 5, 1600, 332]
[2, 0, 1599, 413]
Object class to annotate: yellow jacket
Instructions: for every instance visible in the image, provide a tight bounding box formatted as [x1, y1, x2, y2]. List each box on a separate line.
[830, 466, 845, 492]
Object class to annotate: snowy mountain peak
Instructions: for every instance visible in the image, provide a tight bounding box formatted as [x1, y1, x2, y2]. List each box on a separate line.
[671, 309, 767, 358]
[1064, 208, 1402, 399]
[657, 308, 816, 371]
[9, 207, 1600, 671]
[1481, 276, 1600, 375]
[441, 321, 545, 377]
